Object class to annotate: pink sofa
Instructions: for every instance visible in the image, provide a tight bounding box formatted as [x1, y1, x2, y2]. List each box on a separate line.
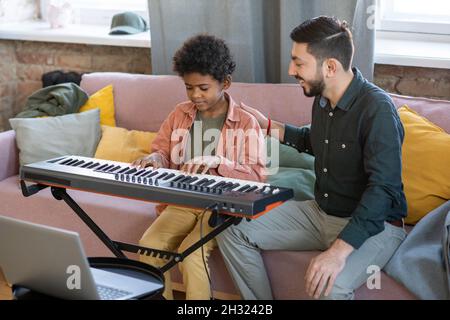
[2, 72, 449, 299]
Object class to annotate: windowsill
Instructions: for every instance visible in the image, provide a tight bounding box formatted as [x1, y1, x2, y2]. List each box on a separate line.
[0, 21, 151, 48]
[375, 31, 450, 69]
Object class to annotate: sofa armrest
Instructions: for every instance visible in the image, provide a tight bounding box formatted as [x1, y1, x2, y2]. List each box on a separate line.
[0, 130, 19, 181]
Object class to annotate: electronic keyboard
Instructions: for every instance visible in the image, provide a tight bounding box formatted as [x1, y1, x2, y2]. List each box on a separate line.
[20, 156, 294, 218]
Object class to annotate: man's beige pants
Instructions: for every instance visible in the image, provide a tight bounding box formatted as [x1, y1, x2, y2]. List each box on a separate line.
[216, 200, 407, 300]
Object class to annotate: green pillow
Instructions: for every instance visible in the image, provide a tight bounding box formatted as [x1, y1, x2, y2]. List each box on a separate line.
[266, 136, 314, 170]
[9, 109, 101, 165]
[267, 167, 315, 201]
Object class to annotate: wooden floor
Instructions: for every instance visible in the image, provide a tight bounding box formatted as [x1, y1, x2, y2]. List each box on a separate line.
[0, 269, 12, 300]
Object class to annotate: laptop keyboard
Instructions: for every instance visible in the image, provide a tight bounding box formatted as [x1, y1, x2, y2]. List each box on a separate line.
[96, 284, 132, 300]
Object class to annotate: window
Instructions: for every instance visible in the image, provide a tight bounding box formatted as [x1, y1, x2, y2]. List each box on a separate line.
[40, 0, 149, 26]
[378, 0, 450, 35]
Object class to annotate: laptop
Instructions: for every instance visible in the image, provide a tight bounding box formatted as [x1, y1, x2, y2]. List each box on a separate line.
[0, 215, 163, 300]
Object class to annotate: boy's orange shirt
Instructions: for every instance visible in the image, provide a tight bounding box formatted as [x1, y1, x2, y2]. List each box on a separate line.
[151, 92, 266, 183]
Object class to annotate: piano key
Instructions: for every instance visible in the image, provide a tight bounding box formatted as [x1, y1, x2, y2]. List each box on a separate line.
[96, 163, 108, 171]
[237, 184, 251, 192]
[179, 176, 194, 183]
[101, 164, 114, 171]
[228, 183, 241, 191]
[146, 171, 159, 178]
[194, 178, 209, 186]
[71, 160, 85, 167]
[108, 165, 122, 173]
[163, 173, 176, 180]
[81, 161, 93, 168]
[245, 186, 258, 193]
[124, 168, 137, 175]
[89, 163, 101, 169]
[171, 175, 185, 183]
[219, 182, 233, 190]
[117, 167, 130, 174]
[203, 179, 217, 187]
[186, 176, 199, 184]
[107, 164, 118, 171]
[60, 158, 74, 165]
[211, 181, 226, 189]
[47, 157, 67, 164]
[155, 172, 168, 180]
[133, 169, 146, 176]
[141, 170, 154, 178]
[135, 169, 149, 177]
[65, 159, 79, 166]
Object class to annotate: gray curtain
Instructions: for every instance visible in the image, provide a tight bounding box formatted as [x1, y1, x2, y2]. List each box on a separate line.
[148, 0, 375, 83]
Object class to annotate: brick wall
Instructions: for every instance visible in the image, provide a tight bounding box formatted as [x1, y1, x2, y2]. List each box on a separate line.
[0, 40, 151, 131]
[374, 64, 450, 101]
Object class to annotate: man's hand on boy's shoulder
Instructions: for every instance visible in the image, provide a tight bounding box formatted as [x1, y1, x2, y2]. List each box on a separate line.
[240, 104, 269, 129]
[131, 153, 164, 169]
[181, 156, 221, 175]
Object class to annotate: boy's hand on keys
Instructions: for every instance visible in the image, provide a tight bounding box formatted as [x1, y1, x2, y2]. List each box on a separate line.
[131, 153, 164, 169]
[181, 156, 221, 174]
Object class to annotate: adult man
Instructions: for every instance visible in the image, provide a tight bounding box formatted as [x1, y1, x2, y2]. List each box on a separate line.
[216, 16, 407, 300]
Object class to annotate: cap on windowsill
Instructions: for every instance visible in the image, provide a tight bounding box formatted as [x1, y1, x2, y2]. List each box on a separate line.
[109, 11, 148, 35]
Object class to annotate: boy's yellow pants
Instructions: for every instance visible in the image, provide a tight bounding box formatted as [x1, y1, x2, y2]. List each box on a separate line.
[139, 206, 216, 300]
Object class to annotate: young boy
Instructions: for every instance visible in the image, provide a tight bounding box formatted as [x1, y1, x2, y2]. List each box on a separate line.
[132, 34, 266, 300]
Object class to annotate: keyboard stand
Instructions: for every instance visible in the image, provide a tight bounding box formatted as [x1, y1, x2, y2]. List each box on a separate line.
[20, 181, 242, 273]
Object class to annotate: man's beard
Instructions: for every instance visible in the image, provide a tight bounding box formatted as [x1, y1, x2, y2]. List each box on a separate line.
[296, 74, 325, 97]
[302, 78, 325, 97]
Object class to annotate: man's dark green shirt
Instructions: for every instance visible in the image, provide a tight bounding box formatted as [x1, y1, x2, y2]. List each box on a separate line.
[283, 68, 407, 249]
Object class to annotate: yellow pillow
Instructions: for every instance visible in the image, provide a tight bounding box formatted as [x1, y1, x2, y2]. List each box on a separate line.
[79, 85, 116, 127]
[399, 105, 450, 224]
[95, 126, 157, 163]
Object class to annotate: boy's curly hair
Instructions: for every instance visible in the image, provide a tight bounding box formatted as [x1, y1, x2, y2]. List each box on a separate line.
[173, 34, 236, 82]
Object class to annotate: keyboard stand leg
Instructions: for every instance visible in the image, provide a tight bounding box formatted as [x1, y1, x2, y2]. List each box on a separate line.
[159, 215, 242, 273]
[51, 187, 127, 259]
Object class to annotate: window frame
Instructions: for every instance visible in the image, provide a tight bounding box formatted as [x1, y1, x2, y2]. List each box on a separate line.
[377, 0, 450, 35]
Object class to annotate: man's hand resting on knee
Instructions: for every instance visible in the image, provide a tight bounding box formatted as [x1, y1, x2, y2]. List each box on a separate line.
[305, 239, 354, 299]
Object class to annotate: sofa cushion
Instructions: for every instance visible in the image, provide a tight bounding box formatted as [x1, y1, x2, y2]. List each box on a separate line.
[391, 94, 450, 133]
[95, 125, 157, 163]
[79, 85, 116, 127]
[268, 168, 315, 201]
[9, 109, 101, 165]
[266, 133, 315, 170]
[398, 105, 450, 224]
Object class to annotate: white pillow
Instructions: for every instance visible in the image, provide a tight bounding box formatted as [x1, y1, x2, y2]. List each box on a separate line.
[9, 109, 101, 165]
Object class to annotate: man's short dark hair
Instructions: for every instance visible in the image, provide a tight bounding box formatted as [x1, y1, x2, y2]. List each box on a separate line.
[173, 34, 236, 82]
[290, 16, 354, 71]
